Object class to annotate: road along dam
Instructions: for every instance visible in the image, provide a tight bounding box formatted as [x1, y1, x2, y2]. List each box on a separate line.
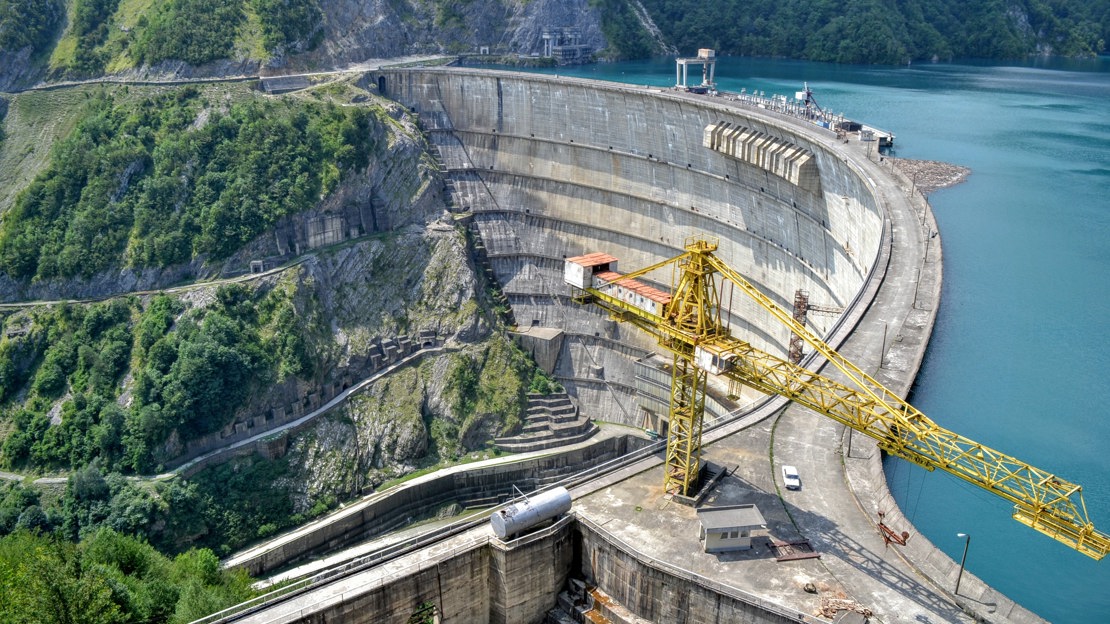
[219, 68, 1044, 624]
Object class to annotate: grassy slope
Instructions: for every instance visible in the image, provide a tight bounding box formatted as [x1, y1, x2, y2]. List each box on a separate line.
[0, 88, 89, 215]
[102, 0, 158, 73]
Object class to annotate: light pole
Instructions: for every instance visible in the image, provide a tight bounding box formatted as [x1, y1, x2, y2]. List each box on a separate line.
[955, 533, 971, 595]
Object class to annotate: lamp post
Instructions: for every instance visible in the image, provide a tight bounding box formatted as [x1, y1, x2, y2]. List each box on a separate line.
[955, 533, 971, 595]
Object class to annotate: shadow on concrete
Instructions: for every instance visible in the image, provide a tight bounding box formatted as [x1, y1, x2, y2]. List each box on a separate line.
[707, 471, 978, 622]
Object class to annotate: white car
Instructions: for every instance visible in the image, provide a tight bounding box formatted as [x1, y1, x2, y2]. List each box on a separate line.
[782, 465, 801, 490]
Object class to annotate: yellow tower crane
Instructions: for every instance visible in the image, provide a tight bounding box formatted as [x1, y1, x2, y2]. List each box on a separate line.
[564, 236, 1110, 560]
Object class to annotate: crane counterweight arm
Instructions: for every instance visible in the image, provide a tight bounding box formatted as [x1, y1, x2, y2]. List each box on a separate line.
[564, 240, 1109, 559]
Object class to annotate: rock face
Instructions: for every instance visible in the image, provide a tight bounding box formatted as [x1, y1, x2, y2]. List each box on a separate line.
[301, 224, 489, 363]
[225, 223, 530, 511]
[296, 0, 607, 69]
[0, 47, 41, 92]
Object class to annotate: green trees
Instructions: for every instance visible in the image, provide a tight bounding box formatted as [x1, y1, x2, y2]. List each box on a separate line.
[71, 0, 123, 73]
[131, 287, 270, 452]
[444, 335, 532, 448]
[252, 0, 324, 52]
[0, 301, 136, 469]
[131, 0, 323, 65]
[590, 0, 658, 59]
[0, 0, 63, 55]
[0, 280, 324, 474]
[0, 87, 378, 282]
[638, 0, 1108, 63]
[0, 528, 255, 624]
[134, 0, 245, 66]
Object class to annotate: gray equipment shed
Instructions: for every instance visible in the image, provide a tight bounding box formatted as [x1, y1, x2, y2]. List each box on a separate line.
[697, 504, 766, 553]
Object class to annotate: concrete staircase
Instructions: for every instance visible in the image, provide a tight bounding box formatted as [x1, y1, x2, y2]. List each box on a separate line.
[494, 393, 598, 453]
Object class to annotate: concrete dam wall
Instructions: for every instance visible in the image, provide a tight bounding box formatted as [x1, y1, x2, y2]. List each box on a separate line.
[375, 68, 885, 425]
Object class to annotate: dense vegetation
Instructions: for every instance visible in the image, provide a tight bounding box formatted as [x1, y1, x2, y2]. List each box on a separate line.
[0, 0, 63, 55]
[590, 0, 658, 60]
[71, 0, 123, 73]
[134, 0, 245, 66]
[0, 527, 256, 623]
[638, 0, 1109, 64]
[0, 86, 377, 281]
[0, 333, 537, 556]
[0, 450, 328, 557]
[252, 0, 324, 52]
[5, 0, 1109, 78]
[0, 281, 322, 474]
[33, 0, 324, 77]
[443, 336, 531, 450]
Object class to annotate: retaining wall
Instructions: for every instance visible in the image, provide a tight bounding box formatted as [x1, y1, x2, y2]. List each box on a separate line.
[229, 434, 647, 577]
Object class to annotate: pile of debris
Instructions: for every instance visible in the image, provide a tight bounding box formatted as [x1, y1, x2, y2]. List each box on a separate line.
[890, 157, 971, 195]
[818, 596, 874, 619]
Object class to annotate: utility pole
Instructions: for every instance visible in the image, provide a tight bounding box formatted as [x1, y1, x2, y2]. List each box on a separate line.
[955, 532, 971, 595]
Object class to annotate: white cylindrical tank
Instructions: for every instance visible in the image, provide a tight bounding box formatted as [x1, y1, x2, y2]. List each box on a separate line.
[490, 487, 572, 539]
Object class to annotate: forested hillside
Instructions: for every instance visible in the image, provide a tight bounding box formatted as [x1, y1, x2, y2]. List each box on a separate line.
[0, 77, 541, 588]
[0, 86, 376, 281]
[1, 0, 1106, 90]
[638, 0, 1108, 64]
[0, 528, 257, 623]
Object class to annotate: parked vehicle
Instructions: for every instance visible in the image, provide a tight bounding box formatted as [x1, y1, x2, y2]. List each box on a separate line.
[782, 465, 801, 490]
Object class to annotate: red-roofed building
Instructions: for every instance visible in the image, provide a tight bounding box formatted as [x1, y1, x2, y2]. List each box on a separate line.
[564, 253, 619, 289]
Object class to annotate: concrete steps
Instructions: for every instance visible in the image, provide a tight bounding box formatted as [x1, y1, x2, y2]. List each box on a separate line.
[494, 393, 598, 453]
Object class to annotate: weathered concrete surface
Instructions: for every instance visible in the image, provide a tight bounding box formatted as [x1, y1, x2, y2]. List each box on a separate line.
[374, 67, 884, 430]
[225, 430, 647, 577]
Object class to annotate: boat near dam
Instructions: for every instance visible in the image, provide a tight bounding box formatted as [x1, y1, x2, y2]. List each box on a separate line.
[213, 66, 1047, 624]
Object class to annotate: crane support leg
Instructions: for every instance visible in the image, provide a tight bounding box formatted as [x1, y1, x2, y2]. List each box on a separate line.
[664, 353, 707, 496]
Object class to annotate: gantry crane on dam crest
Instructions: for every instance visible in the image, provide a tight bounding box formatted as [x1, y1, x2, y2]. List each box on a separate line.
[564, 236, 1110, 561]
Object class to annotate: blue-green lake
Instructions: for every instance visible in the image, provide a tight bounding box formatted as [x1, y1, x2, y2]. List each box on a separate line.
[519, 56, 1110, 623]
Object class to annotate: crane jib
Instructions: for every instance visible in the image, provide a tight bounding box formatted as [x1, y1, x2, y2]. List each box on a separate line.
[564, 239, 1109, 560]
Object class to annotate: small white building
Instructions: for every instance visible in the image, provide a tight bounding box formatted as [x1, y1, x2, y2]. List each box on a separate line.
[697, 504, 766, 553]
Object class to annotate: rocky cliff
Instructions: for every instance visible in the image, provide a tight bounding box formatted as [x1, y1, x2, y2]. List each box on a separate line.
[296, 0, 608, 68]
[0, 0, 630, 90]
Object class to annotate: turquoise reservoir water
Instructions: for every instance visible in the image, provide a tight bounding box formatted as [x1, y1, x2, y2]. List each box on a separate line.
[521, 57, 1110, 622]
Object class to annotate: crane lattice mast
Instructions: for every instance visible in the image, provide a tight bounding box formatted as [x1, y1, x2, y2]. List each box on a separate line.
[565, 237, 1109, 560]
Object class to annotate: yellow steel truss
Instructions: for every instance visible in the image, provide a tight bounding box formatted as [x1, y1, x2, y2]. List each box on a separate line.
[658, 239, 720, 494]
[571, 237, 1109, 559]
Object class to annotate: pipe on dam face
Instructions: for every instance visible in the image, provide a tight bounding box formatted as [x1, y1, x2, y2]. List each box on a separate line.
[490, 486, 573, 539]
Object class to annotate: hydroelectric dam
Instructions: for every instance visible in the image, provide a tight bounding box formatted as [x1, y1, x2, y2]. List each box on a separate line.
[218, 68, 1045, 624]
